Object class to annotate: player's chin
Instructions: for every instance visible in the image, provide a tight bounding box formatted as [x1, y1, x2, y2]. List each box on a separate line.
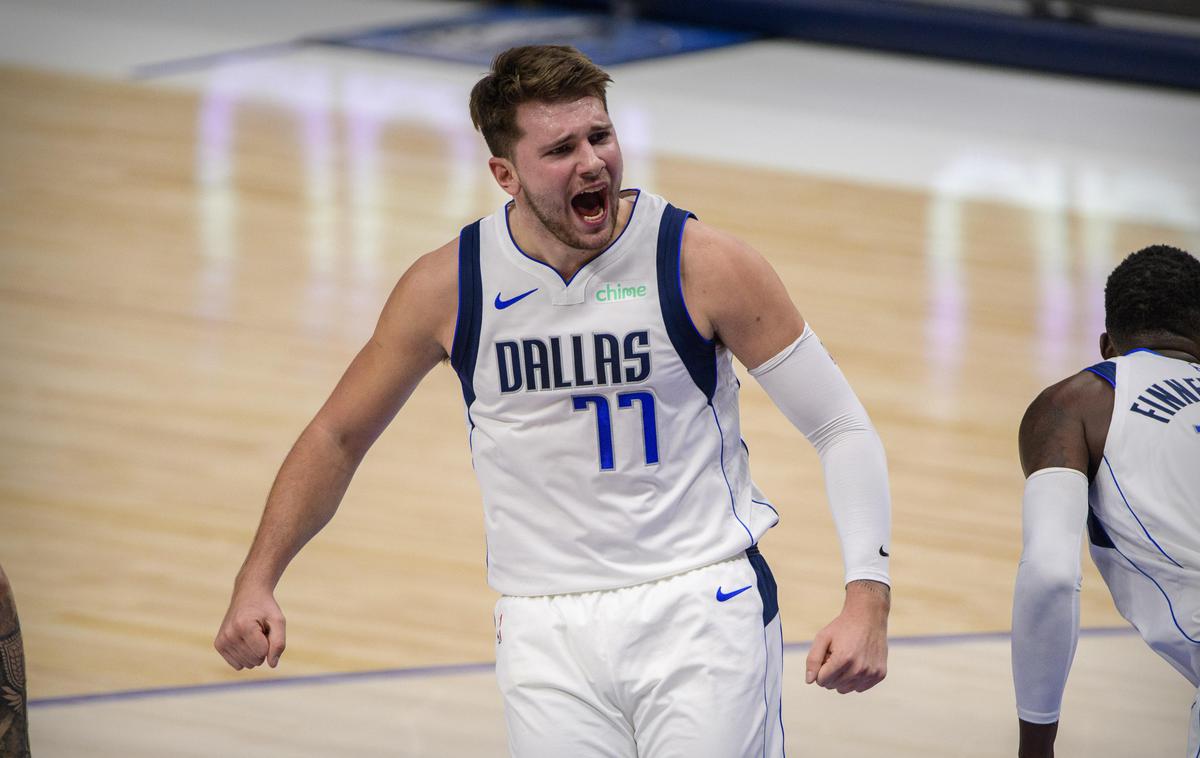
[573, 210, 616, 246]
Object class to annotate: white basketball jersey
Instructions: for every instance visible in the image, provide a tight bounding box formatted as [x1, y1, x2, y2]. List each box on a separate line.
[449, 190, 778, 596]
[1085, 350, 1200, 685]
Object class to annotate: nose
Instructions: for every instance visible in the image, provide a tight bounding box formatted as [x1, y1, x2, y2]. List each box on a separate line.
[579, 142, 604, 178]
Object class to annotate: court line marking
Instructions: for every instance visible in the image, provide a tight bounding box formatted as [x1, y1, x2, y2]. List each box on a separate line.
[131, 41, 303, 79]
[30, 625, 1134, 709]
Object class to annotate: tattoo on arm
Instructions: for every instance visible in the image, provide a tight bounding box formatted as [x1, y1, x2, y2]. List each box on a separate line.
[847, 579, 891, 604]
[0, 596, 30, 757]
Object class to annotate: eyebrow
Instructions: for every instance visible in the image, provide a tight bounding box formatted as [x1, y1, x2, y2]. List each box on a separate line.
[541, 135, 573, 152]
[539, 122, 613, 153]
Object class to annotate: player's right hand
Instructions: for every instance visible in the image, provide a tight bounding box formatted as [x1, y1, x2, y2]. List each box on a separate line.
[214, 588, 286, 670]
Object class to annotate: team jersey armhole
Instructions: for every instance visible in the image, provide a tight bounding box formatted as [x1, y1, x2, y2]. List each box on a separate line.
[1082, 358, 1122, 548]
[656, 204, 718, 401]
[1084, 360, 1117, 388]
[672, 213, 712, 349]
[450, 220, 483, 409]
[1084, 359, 1122, 459]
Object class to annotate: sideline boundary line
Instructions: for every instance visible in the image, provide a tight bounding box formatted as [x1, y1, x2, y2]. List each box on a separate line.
[31, 625, 1134, 708]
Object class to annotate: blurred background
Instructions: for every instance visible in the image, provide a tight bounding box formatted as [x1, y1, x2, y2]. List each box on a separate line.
[2, 1, 1198, 755]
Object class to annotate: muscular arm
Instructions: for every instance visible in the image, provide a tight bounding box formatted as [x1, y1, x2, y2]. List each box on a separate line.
[1012, 372, 1112, 757]
[215, 242, 458, 670]
[679, 220, 804, 367]
[681, 221, 891, 693]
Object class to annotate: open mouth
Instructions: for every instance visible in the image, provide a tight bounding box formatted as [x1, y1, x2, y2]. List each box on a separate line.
[570, 187, 608, 225]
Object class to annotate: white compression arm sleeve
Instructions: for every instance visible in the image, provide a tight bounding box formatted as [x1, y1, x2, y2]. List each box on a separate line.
[1011, 467, 1088, 723]
[749, 325, 890, 586]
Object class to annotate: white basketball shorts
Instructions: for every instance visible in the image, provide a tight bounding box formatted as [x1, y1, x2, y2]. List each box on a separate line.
[493, 546, 784, 758]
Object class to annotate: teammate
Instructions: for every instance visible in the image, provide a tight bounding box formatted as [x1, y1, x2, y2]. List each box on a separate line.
[0, 563, 31, 758]
[215, 45, 892, 756]
[1012, 244, 1200, 757]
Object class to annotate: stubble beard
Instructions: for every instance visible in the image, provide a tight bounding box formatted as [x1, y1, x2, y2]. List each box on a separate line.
[524, 186, 618, 254]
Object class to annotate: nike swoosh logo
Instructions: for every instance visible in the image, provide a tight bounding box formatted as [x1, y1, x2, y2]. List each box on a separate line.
[494, 288, 538, 310]
[715, 585, 752, 602]
[879, 546, 889, 557]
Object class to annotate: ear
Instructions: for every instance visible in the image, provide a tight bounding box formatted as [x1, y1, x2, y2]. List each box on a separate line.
[1099, 332, 1118, 359]
[488, 156, 520, 198]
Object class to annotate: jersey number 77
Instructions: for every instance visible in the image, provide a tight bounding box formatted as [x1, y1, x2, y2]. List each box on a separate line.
[572, 392, 659, 471]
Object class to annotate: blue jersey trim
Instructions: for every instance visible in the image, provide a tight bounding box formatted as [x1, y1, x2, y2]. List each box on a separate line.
[1086, 508, 1115, 549]
[670, 211, 712, 349]
[752, 498, 779, 517]
[711, 404, 754, 545]
[1103, 456, 1184, 569]
[450, 221, 483, 411]
[746, 545, 780, 627]
[1124, 347, 1162, 357]
[760, 622, 770, 758]
[1085, 360, 1117, 388]
[1110, 543, 1200, 645]
[777, 621, 787, 757]
[657, 203, 718, 400]
[743, 439, 780, 517]
[503, 189, 643, 286]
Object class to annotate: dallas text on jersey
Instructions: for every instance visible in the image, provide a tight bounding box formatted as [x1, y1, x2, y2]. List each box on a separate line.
[495, 331, 652, 393]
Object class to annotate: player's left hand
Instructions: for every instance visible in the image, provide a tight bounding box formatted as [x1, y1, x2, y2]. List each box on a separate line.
[805, 579, 890, 693]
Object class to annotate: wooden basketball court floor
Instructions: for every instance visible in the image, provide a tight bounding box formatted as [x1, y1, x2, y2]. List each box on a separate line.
[2, 2, 1199, 755]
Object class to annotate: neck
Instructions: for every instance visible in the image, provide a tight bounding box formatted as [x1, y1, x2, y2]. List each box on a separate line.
[1149, 348, 1200, 362]
[507, 193, 635, 282]
[1115, 334, 1200, 363]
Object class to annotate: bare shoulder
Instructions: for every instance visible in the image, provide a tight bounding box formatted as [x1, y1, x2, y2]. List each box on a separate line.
[400, 239, 459, 296]
[1018, 370, 1114, 478]
[377, 238, 460, 357]
[680, 219, 771, 288]
[679, 219, 805, 366]
[678, 219, 748, 340]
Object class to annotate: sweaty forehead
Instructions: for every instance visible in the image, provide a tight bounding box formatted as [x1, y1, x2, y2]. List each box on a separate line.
[515, 97, 610, 145]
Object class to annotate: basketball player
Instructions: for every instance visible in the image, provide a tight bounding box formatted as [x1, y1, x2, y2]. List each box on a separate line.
[0, 563, 31, 758]
[215, 45, 892, 756]
[1012, 245, 1200, 757]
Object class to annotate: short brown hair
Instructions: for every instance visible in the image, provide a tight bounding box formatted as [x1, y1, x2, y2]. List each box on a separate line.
[469, 45, 612, 159]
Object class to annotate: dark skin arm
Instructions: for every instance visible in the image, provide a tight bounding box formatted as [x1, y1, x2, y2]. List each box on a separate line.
[1015, 330, 1200, 756]
[0, 564, 30, 758]
[1017, 371, 1112, 480]
[1015, 362, 1113, 758]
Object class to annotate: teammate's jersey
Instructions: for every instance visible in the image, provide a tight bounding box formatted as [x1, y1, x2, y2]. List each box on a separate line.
[1085, 349, 1200, 685]
[449, 190, 778, 596]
